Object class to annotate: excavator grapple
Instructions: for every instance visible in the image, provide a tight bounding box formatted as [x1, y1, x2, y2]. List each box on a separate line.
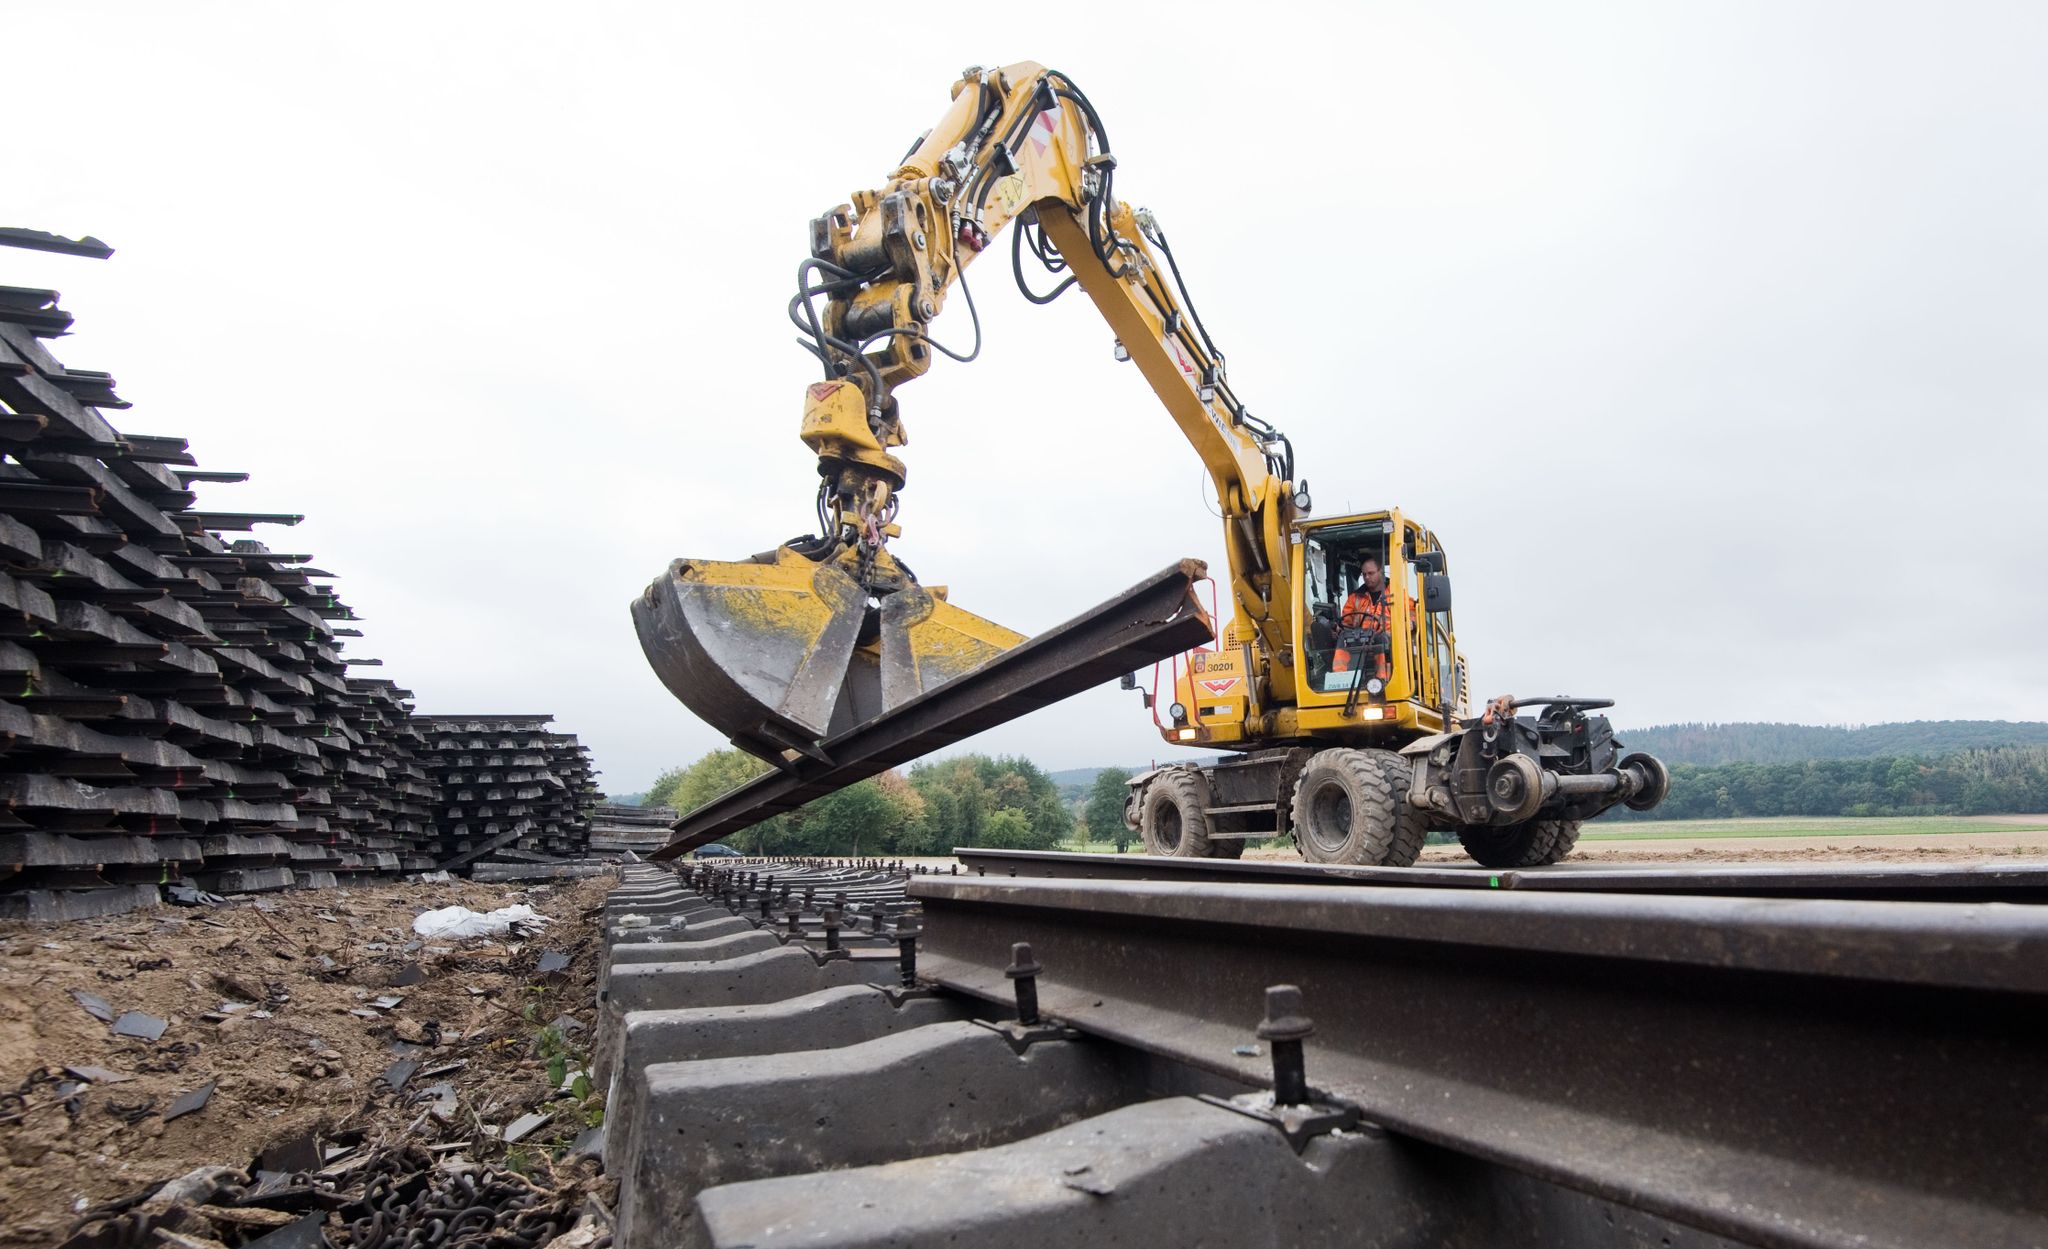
[633, 546, 1023, 762]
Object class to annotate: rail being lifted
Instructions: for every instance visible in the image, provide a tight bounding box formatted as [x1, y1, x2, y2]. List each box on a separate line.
[596, 859, 2046, 1249]
[650, 562, 1212, 858]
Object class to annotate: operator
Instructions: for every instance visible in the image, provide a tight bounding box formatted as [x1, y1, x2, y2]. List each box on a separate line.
[1332, 554, 1396, 682]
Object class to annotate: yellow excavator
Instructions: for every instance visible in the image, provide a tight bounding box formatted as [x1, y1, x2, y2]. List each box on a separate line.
[634, 62, 1667, 868]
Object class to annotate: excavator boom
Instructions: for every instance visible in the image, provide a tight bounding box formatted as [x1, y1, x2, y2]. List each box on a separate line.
[636, 63, 1278, 776]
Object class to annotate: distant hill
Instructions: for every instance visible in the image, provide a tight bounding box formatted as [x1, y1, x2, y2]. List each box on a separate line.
[1047, 766, 1143, 790]
[1048, 762, 1229, 797]
[1614, 721, 2048, 767]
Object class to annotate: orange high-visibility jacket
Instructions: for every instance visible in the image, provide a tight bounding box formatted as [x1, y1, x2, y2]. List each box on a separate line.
[1333, 587, 1400, 676]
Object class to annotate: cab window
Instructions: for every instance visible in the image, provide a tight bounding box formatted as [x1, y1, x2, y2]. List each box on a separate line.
[1302, 525, 1390, 693]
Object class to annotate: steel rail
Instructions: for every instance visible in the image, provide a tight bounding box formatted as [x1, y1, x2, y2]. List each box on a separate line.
[907, 875, 2048, 1249]
[951, 847, 2048, 900]
[654, 561, 1213, 858]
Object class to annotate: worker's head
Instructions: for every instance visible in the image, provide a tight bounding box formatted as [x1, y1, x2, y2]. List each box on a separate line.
[1357, 554, 1385, 595]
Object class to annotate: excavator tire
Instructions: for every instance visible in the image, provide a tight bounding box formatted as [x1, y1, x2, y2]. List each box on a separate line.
[1288, 748, 1421, 866]
[1371, 751, 1430, 867]
[1457, 818, 1582, 868]
[1139, 769, 1214, 858]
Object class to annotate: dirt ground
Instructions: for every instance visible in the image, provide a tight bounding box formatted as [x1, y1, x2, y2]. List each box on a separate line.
[0, 872, 616, 1248]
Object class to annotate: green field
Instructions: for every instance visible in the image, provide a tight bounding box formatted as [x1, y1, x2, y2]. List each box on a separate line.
[1053, 813, 2048, 854]
[1582, 814, 2048, 841]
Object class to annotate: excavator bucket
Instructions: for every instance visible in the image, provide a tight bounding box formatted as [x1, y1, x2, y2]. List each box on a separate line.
[632, 545, 1025, 762]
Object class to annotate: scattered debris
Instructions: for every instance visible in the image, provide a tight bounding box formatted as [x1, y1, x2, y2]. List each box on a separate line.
[110, 1010, 169, 1041]
[536, 950, 571, 975]
[210, 972, 265, 1003]
[64, 1064, 134, 1085]
[388, 961, 426, 987]
[1, 875, 612, 1246]
[259, 1131, 322, 1175]
[503, 1110, 553, 1144]
[414, 1081, 459, 1123]
[162, 1080, 217, 1122]
[244, 1210, 325, 1249]
[411, 903, 551, 939]
[377, 1059, 419, 1094]
[165, 884, 225, 908]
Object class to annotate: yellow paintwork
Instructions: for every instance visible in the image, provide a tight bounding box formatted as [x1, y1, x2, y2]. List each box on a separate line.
[679, 545, 1021, 669]
[695, 62, 1470, 759]
[800, 379, 905, 487]
[676, 544, 851, 639]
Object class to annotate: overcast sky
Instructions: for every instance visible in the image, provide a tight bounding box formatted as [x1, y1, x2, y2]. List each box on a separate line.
[8, 2, 2045, 792]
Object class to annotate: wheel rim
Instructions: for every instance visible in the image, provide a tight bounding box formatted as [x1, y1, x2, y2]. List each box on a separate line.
[1155, 803, 1182, 851]
[1303, 780, 1353, 855]
[1485, 755, 1543, 823]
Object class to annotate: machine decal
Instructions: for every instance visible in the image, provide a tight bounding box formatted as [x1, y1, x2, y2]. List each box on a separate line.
[1028, 105, 1063, 154]
[1200, 677, 1241, 696]
[992, 173, 1027, 216]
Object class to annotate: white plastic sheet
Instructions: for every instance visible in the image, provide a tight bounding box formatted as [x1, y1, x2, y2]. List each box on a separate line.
[411, 903, 551, 939]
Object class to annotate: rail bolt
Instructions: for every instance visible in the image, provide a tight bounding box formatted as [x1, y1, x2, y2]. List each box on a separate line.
[895, 922, 923, 987]
[1256, 984, 1315, 1107]
[821, 908, 842, 952]
[1004, 942, 1044, 1025]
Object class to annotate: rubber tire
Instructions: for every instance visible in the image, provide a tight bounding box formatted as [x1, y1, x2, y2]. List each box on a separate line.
[1288, 748, 1428, 867]
[1457, 818, 1583, 868]
[1371, 752, 1430, 867]
[1140, 770, 1213, 858]
[1209, 838, 1246, 860]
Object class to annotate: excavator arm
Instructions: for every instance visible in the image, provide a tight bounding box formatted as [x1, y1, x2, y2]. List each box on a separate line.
[635, 63, 1296, 766]
[797, 63, 1298, 667]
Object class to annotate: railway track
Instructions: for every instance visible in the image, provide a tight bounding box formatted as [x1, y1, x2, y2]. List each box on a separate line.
[595, 854, 2047, 1249]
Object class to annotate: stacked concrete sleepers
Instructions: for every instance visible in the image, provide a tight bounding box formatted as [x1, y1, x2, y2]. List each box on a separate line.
[0, 254, 439, 920]
[414, 714, 600, 877]
[586, 803, 678, 858]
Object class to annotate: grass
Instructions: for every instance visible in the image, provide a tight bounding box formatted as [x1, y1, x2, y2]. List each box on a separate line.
[1583, 814, 2048, 841]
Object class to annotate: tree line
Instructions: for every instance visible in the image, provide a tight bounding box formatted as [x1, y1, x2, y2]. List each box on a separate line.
[1616, 720, 2048, 767]
[1608, 744, 2048, 820]
[638, 740, 2048, 853]
[644, 751, 1139, 856]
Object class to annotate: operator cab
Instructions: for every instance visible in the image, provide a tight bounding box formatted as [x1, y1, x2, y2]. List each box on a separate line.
[1291, 511, 1462, 731]
[1302, 526, 1393, 694]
